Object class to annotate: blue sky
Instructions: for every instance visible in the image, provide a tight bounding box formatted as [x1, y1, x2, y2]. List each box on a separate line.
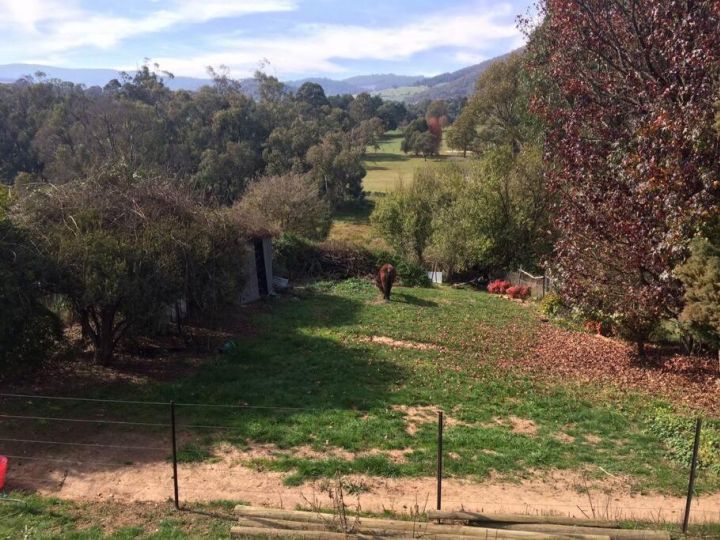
[0, 0, 534, 79]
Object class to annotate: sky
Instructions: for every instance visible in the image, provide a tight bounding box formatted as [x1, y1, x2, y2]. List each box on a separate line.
[0, 0, 534, 80]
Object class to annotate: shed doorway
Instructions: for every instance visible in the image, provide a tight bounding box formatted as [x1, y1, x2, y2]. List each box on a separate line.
[254, 239, 268, 296]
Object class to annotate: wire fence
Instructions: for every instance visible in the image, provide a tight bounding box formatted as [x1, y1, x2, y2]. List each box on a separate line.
[503, 269, 554, 299]
[0, 392, 716, 526]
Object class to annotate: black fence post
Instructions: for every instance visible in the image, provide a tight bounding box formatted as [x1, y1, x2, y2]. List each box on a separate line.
[682, 418, 702, 534]
[170, 400, 180, 510]
[436, 410, 443, 512]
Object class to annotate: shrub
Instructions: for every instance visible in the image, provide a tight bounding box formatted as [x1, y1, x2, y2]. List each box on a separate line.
[539, 292, 565, 316]
[0, 219, 63, 373]
[16, 167, 246, 364]
[394, 259, 431, 287]
[273, 233, 430, 287]
[675, 235, 720, 350]
[487, 279, 511, 294]
[506, 285, 531, 300]
[236, 173, 331, 241]
[274, 234, 378, 280]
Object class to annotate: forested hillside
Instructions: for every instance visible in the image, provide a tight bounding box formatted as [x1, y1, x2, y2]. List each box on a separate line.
[0, 67, 409, 205]
[0, 50, 517, 104]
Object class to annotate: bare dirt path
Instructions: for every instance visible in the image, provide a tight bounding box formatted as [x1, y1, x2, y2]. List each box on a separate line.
[8, 440, 720, 525]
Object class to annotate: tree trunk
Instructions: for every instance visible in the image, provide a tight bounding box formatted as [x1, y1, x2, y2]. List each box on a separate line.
[79, 309, 91, 341]
[94, 334, 115, 364]
[636, 338, 646, 358]
[89, 305, 118, 365]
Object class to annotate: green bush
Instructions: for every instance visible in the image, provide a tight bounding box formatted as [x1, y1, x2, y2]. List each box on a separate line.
[675, 234, 720, 350]
[16, 168, 247, 364]
[0, 219, 63, 373]
[394, 258, 431, 287]
[539, 292, 565, 316]
[273, 233, 430, 287]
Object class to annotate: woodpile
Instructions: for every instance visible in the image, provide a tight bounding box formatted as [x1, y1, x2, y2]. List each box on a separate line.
[231, 506, 671, 539]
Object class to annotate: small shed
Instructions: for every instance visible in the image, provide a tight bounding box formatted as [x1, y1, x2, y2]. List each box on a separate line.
[240, 235, 274, 304]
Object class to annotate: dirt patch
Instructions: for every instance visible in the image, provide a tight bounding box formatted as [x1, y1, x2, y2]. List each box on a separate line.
[501, 324, 720, 415]
[491, 416, 538, 436]
[392, 405, 438, 435]
[392, 405, 468, 435]
[508, 416, 538, 436]
[554, 432, 576, 444]
[10, 448, 720, 524]
[229, 443, 412, 465]
[363, 447, 414, 464]
[358, 335, 445, 352]
[584, 434, 603, 444]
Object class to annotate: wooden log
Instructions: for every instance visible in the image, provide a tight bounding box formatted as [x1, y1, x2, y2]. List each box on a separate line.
[235, 517, 407, 537]
[427, 511, 618, 529]
[234, 516, 594, 539]
[231, 526, 380, 539]
[233, 506, 606, 539]
[478, 524, 669, 540]
[231, 525, 611, 540]
[234, 505, 544, 535]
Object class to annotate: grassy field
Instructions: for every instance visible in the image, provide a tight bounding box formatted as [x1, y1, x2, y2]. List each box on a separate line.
[374, 85, 429, 102]
[2, 281, 720, 537]
[5, 281, 716, 494]
[328, 129, 467, 245]
[362, 130, 465, 194]
[326, 199, 388, 249]
[168, 281, 716, 493]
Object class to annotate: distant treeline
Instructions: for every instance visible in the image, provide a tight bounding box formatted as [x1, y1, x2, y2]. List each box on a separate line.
[0, 66, 434, 206]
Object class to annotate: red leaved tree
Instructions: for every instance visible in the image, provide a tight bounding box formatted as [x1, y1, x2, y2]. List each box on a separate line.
[525, 0, 720, 355]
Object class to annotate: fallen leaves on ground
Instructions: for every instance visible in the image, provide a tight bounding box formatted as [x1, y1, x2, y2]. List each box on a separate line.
[500, 323, 720, 415]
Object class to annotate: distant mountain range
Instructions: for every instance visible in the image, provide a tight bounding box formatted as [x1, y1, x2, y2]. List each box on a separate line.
[0, 51, 518, 103]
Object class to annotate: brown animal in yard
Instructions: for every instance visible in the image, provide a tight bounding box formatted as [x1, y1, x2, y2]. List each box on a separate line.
[376, 263, 396, 300]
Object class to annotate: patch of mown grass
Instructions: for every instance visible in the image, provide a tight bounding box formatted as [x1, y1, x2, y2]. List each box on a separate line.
[327, 198, 390, 250]
[362, 131, 465, 193]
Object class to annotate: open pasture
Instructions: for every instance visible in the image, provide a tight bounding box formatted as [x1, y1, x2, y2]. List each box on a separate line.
[2, 281, 718, 523]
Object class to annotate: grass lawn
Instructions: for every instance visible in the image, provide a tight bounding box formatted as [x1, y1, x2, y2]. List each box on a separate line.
[326, 199, 388, 249]
[362, 131, 466, 194]
[330, 129, 468, 246]
[6, 281, 717, 496]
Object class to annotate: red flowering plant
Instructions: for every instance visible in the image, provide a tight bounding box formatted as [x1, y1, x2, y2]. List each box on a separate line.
[507, 285, 532, 300]
[487, 279, 512, 294]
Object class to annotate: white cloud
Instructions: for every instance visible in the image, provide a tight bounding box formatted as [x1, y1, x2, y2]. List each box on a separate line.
[0, 0, 296, 58]
[0, 0, 525, 77]
[453, 51, 487, 65]
[153, 6, 523, 78]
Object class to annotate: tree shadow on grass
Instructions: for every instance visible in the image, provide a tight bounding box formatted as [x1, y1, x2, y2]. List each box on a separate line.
[391, 292, 438, 308]
[365, 152, 409, 163]
[0, 290, 410, 493]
